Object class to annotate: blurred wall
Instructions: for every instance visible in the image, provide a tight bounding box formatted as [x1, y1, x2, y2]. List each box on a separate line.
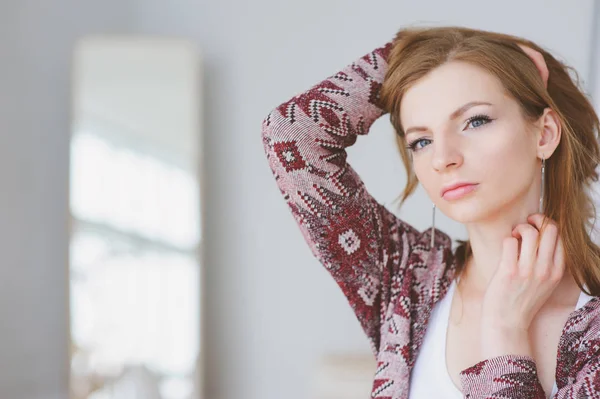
[0, 1, 138, 399]
[0, 1, 597, 399]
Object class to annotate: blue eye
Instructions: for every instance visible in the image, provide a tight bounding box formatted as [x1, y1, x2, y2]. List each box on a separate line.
[406, 138, 431, 152]
[405, 114, 494, 153]
[466, 114, 493, 130]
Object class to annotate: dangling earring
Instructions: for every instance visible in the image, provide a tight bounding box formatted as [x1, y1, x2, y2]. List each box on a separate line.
[431, 203, 436, 249]
[539, 155, 545, 213]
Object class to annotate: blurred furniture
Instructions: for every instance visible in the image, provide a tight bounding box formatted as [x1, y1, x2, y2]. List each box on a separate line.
[311, 353, 377, 399]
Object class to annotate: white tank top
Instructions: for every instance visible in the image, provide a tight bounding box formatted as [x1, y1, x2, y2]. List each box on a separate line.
[408, 279, 593, 398]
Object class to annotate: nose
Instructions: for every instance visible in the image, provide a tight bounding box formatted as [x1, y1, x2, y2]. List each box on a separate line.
[431, 134, 463, 172]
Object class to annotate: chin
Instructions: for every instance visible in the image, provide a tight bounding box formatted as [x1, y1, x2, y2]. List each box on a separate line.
[440, 199, 490, 224]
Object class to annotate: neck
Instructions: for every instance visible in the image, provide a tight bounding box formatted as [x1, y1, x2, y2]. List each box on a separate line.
[460, 208, 580, 307]
[461, 192, 539, 294]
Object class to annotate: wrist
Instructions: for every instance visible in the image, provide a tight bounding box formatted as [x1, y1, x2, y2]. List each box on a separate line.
[480, 324, 532, 359]
[481, 311, 531, 331]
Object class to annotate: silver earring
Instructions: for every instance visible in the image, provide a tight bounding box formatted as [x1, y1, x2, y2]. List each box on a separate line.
[431, 203, 436, 249]
[539, 155, 545, 213]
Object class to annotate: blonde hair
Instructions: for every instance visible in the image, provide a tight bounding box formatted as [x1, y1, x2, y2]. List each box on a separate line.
[379, 26, 600, 296]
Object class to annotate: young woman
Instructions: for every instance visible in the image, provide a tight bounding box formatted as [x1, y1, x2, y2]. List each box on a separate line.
[261, 26, 600, 398]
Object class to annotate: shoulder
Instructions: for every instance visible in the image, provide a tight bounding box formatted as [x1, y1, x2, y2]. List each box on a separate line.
[560, 297, 600, 372]
[555, 297, 600, 388]
[566, 295, 600, 341]
[404, 227, 458, 304]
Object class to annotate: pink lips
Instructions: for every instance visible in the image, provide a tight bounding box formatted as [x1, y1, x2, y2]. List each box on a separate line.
[441, 183, 479, 200]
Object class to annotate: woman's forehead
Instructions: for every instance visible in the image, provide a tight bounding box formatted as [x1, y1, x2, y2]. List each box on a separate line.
[400, 61, 508, 125]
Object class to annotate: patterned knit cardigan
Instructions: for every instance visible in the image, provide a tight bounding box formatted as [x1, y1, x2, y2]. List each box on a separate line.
[260, 40, 600, 398]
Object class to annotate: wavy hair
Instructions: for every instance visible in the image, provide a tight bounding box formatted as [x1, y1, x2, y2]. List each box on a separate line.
[379, 26, 600, 295]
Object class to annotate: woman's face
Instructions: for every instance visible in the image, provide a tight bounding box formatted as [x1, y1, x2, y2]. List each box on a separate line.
[400, 61, 540, 224]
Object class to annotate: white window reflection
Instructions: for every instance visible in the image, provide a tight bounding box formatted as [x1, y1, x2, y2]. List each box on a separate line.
[69, 132, 200, 399]
[70, 133, 200, 250]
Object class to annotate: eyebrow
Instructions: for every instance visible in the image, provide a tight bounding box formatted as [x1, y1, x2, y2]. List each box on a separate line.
[404, 101, 493, 136]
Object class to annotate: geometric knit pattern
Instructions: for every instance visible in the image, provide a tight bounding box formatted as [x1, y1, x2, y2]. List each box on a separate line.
[261, 40, 600, 399]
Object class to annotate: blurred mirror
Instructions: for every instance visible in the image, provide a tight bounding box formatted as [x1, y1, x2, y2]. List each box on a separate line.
[68, 36, 203, 399]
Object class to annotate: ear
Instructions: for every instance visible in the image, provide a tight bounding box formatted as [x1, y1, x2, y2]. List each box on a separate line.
[536, 107, 561, 159]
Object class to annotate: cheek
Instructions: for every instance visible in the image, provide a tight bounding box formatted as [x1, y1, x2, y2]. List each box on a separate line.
[476, 124, 533, 181]
[412, 162, 442, 204]
[464, 134, 534, 221]
[413, 123, 534, 205]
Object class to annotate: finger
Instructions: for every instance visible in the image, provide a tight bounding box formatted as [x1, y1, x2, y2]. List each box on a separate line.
[528, 214, 564, 281]
[552, 235, 566, 281]
[500, 236, 519, 276]
[535, 221, 558, 280]
[526, 213, 551, 252]
[512, 224, 539, 276]
[527, 213, 550, 239]
[527, 213, 548, 228]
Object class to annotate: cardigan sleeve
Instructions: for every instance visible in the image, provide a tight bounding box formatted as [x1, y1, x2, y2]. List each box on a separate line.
[459, 349, 600, 398]
[261, 41, 424, 355]
[459, 354, 546, 398]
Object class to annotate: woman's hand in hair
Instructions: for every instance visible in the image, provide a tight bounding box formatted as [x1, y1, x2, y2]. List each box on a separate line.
[479, 213, 565, 359]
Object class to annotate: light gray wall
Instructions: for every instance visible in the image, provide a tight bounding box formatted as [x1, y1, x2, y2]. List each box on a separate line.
[0, 1, 597, 399]
[0, 1, 138, 398]
[591, 0, 600, 108]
